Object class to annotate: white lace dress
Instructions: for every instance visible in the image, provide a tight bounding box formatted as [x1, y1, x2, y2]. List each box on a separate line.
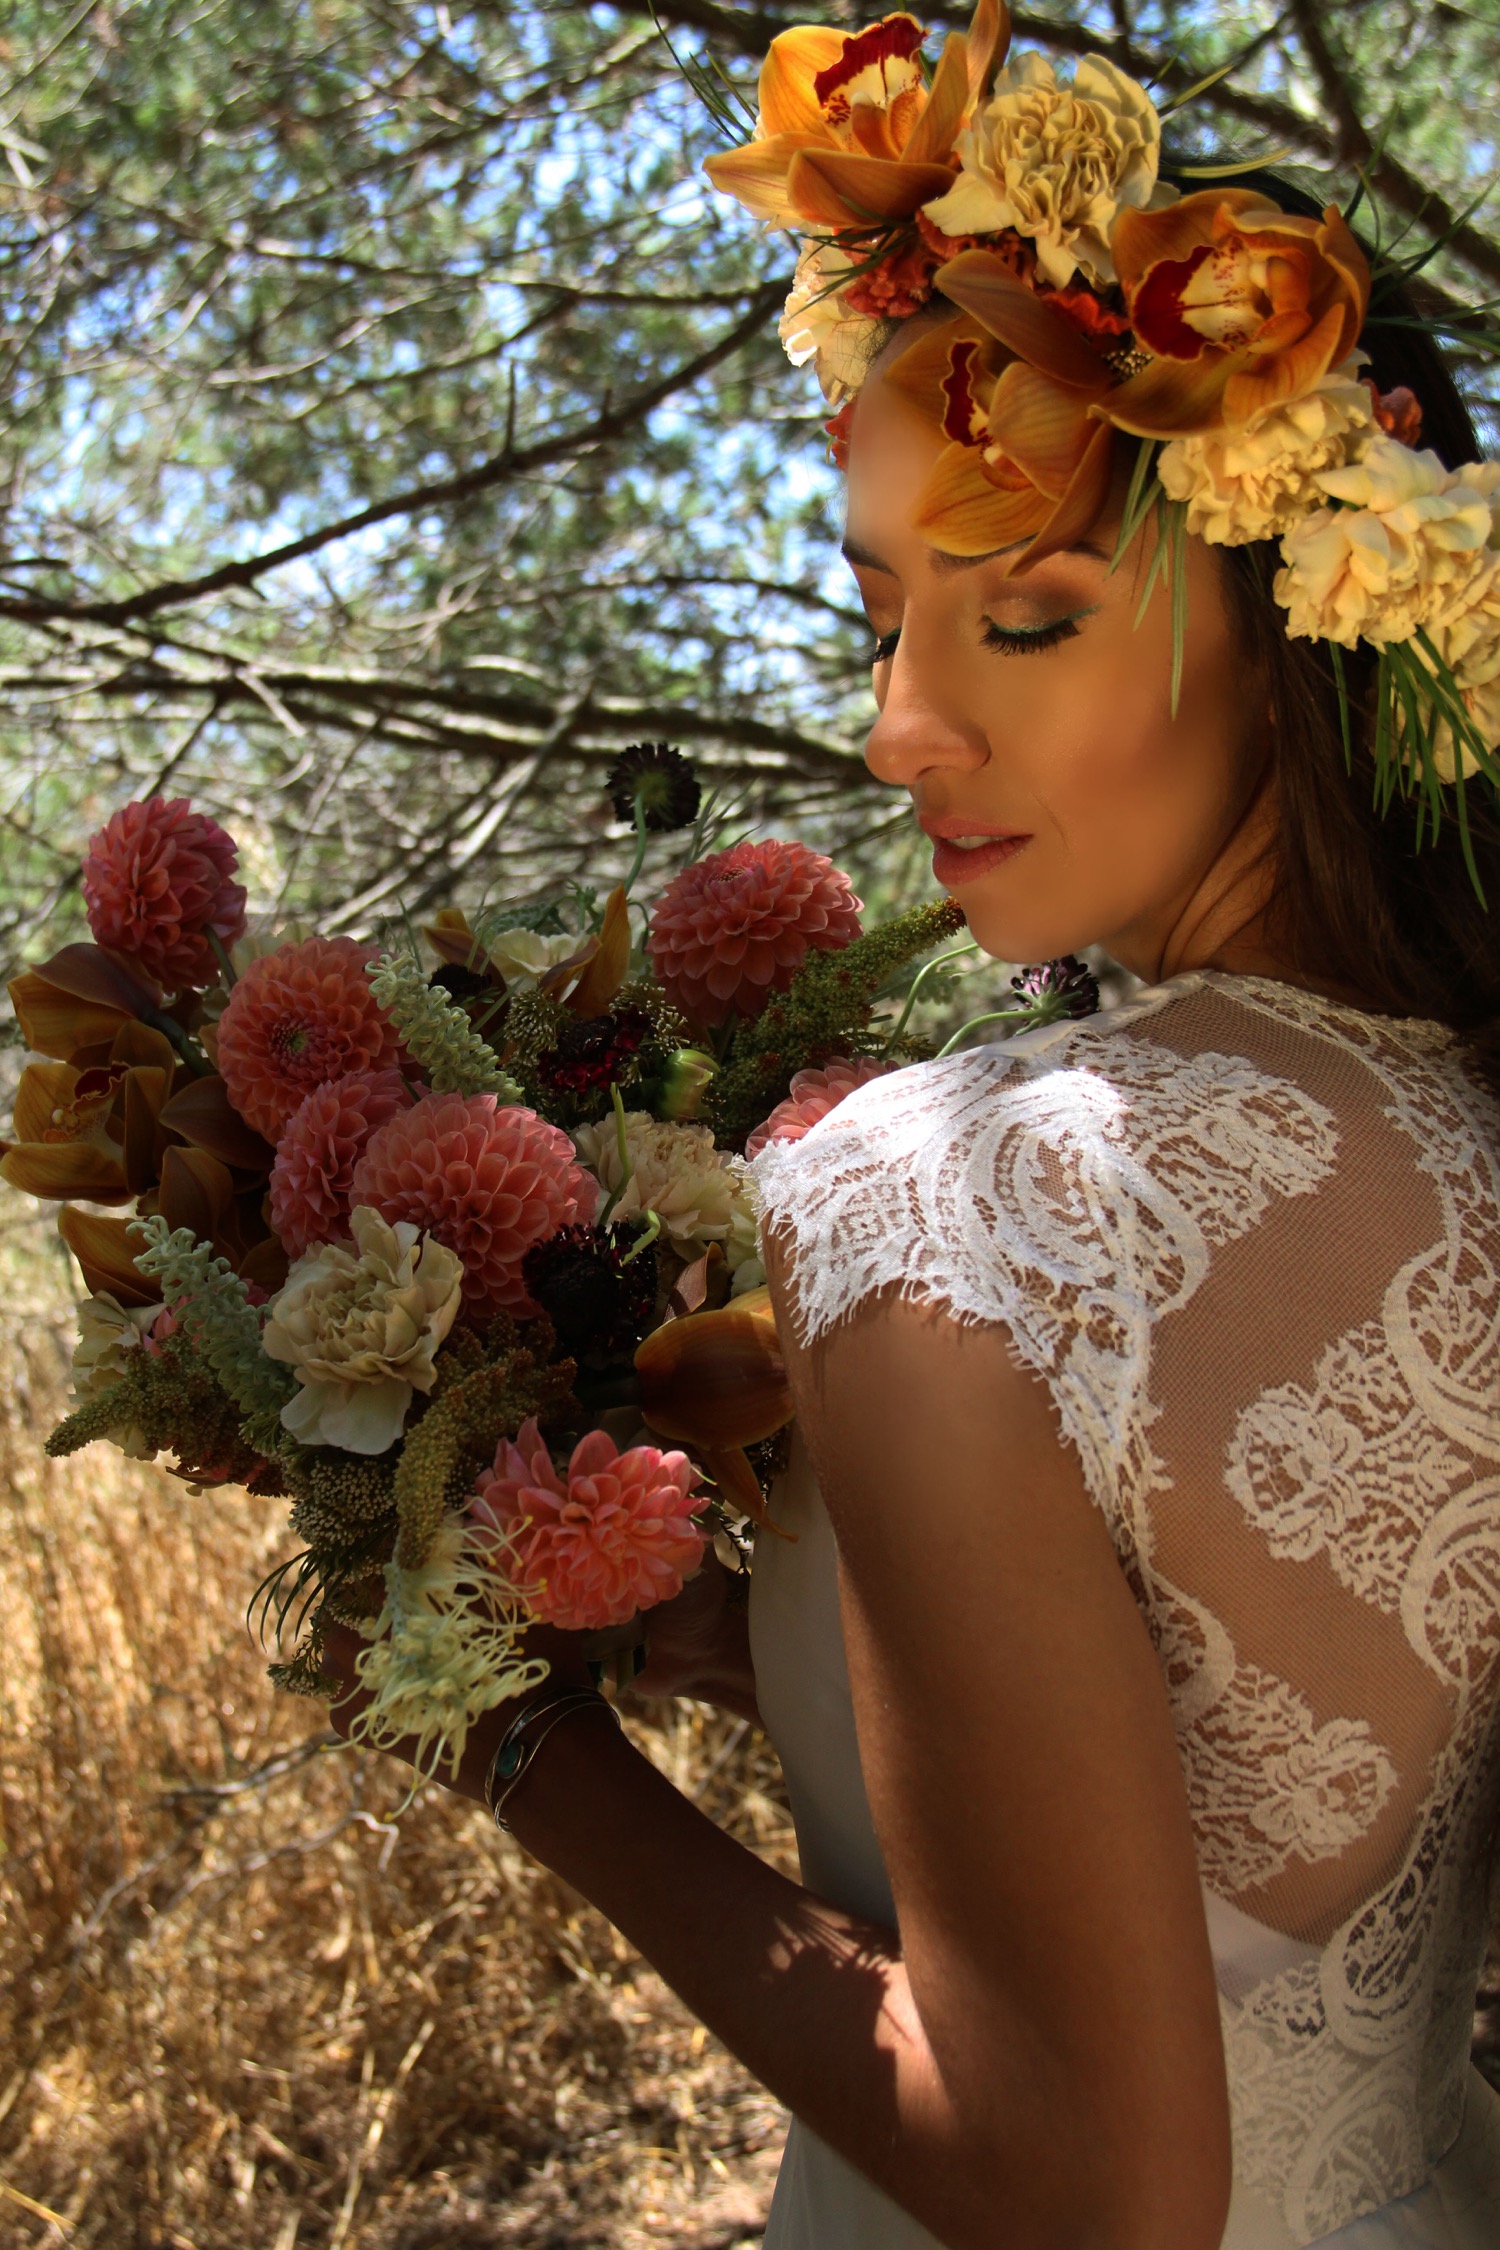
[750, 972, 1500, 2249]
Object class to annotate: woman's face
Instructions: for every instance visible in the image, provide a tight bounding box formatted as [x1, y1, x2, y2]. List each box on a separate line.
[844, 329, 1273, 981]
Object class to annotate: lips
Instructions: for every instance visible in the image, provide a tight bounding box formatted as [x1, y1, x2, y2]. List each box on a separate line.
[919, 815, 1032, 889]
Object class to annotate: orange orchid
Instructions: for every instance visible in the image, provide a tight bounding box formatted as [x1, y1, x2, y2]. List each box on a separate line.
[886, 251, 1119, 567]
[705, 0, 1007, 237]
[0, 1019, 182, 1204]
[1108, 190, 1370, 437]
[633, 1283, 792, 1453]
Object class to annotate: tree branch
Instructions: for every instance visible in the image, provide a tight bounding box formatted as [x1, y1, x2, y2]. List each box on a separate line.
[0, 285, 784, 631]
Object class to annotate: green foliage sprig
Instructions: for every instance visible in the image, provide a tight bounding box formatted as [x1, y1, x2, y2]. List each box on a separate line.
[129, 1216, 293, 1420]
[709, 897, 966, 1148]
[367, 951, 522, 1101]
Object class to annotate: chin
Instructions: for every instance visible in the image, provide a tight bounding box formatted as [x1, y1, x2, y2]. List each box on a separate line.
[947, 886, 1096, 969]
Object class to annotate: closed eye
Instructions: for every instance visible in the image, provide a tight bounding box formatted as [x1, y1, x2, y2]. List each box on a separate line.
[982, 615, 1086, 656]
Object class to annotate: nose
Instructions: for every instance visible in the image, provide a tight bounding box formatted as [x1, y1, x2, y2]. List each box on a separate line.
[863, 629, 987, 792]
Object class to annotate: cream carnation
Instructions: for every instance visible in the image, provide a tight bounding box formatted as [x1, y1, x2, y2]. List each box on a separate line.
[921, 52, 1170, 288]
[1158, 361, 1376, 546]
[70, 1291, 166, 1458]
[573, 1110, 760, 1272]
[779, 238, 883, 401]
[263, 1206, 463, 1455]
[1275, 440, 1500, 649]
[1416, 549, 1500, 780]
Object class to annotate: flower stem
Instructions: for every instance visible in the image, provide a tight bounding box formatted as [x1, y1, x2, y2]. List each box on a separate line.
[619, 1208, 662, 1266]
[934, 1007, 1032, 1061]
[599, 1081, 637, 1227]
[621, 800, 650, 898]
[881, 941, 979, 1052]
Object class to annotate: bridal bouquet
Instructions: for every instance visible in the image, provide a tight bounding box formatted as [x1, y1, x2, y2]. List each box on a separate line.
[3, 749, 979, 1775]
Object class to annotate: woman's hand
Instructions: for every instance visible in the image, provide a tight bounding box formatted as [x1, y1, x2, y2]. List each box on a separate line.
[631, 1551, 760, 1721]
[318, 1617, 595, 1807]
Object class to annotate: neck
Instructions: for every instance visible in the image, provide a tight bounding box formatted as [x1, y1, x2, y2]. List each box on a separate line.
[1109, 770, 1388, 1014]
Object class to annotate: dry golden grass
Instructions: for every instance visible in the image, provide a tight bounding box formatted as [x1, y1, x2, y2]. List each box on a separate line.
[0, 1194, 789, 2249]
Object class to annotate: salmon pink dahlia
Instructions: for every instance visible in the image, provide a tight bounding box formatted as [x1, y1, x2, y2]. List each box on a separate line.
[471, 1416, 706, 1631]
[744, 1056, 899, 1159]
[269, 1069, 411, 1259]
[647, 839, 862, 1028]
[350, 1092, 598, 1321]
[216, 936, 407, 1141]
[82, 795, 247, 992]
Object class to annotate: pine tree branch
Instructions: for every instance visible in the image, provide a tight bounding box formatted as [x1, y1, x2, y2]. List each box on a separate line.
[0, 286, 783, 631]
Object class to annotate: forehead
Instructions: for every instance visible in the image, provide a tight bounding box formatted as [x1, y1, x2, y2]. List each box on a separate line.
[841, 362, 950, 559]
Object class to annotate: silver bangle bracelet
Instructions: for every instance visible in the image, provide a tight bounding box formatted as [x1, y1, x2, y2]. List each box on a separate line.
[483, 1685, 621, 1834]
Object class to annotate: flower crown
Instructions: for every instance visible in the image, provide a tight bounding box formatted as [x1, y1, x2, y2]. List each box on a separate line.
[704, 1, 1500, 809]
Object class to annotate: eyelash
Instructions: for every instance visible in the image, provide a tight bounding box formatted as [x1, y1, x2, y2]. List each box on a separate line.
[871, 615, 1083, 665]
[981, 615, 1082, 657]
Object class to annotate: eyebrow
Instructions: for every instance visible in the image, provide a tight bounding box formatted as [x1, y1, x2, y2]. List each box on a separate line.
[841, 534, 1110, 574]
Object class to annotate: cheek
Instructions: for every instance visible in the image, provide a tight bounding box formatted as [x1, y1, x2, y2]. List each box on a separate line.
[958, 603, 1254, 954]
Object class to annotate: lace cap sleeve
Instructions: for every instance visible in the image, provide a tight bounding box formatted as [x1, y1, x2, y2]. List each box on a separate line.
[752, 999, 1339, 1529]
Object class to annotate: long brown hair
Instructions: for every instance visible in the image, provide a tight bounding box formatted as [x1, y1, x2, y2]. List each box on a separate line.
[1203, 172, 1500, 1087]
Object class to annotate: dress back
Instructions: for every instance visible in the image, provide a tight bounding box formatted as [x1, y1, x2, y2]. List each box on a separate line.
[752, 973, 1500, 2246]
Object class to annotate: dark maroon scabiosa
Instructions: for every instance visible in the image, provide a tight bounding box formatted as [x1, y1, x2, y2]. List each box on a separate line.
[521, 1223, 658, 1361]
[606, 742, 702, 834]
[536, 1005, 653, 1098]
[1009, 956, 1101, 1026]
[430, 962, 493, 1004]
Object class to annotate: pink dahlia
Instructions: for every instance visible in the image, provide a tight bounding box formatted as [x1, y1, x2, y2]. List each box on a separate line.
[269, 1069, 411, 1259]
[647, 839, 862, 1028]
[216, 936, 406, 1141]
[744, 1056, 898, 1160]
[471, 1416, 706, 1631]
[350, 1092, 598, 1321]
[82, 795, 247, 992]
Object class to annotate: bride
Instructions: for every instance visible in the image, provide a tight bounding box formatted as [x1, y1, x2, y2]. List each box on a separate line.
[326, 9, 1500, 2244]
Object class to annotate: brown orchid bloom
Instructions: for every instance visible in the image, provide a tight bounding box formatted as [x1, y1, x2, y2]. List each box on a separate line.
[704, 0, 1006, 237]
[1107, 190, 1370, 437]
[8, 941, 165, 1066]
[634, 1286, 795, 1536]
[887, 252, 1119, 568]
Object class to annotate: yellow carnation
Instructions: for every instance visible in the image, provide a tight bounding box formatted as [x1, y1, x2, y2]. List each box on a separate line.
[922, 52, 1172, 288]
[1158, 362, 1375, 545]
[1275, 439, 1498, 650]
[1416, 551, 1500, 780]
[263, 1206, 463, 1455]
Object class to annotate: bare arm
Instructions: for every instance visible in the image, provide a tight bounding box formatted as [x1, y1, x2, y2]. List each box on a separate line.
[328, 1293, 1229, 2250]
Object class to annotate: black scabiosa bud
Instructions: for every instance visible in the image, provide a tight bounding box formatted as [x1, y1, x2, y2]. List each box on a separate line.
[1009, 956, 1101, 1026]
[521, 1223, 658, 1361]
[606, 742, 702, 833]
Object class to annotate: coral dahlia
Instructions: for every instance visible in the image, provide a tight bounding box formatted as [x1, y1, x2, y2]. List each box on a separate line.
[216, 936, 407, 1141]
[471, 1416, 706, 1631]
[647, 839, 862, 1028]
[350, 1092, 598, 1321]
[269, 1070, 411, 1259]
[744, 1056, 899, 1160]
[82, 795, 247, 992]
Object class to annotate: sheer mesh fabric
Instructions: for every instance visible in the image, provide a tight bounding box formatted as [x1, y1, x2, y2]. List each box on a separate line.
[753, 973, 1500, 2243]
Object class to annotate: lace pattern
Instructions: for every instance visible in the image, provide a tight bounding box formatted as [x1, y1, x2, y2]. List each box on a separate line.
[753, 972, 1500, 2243]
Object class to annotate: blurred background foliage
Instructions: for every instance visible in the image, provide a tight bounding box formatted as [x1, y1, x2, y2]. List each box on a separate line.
[0, 0, 1497, 993]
